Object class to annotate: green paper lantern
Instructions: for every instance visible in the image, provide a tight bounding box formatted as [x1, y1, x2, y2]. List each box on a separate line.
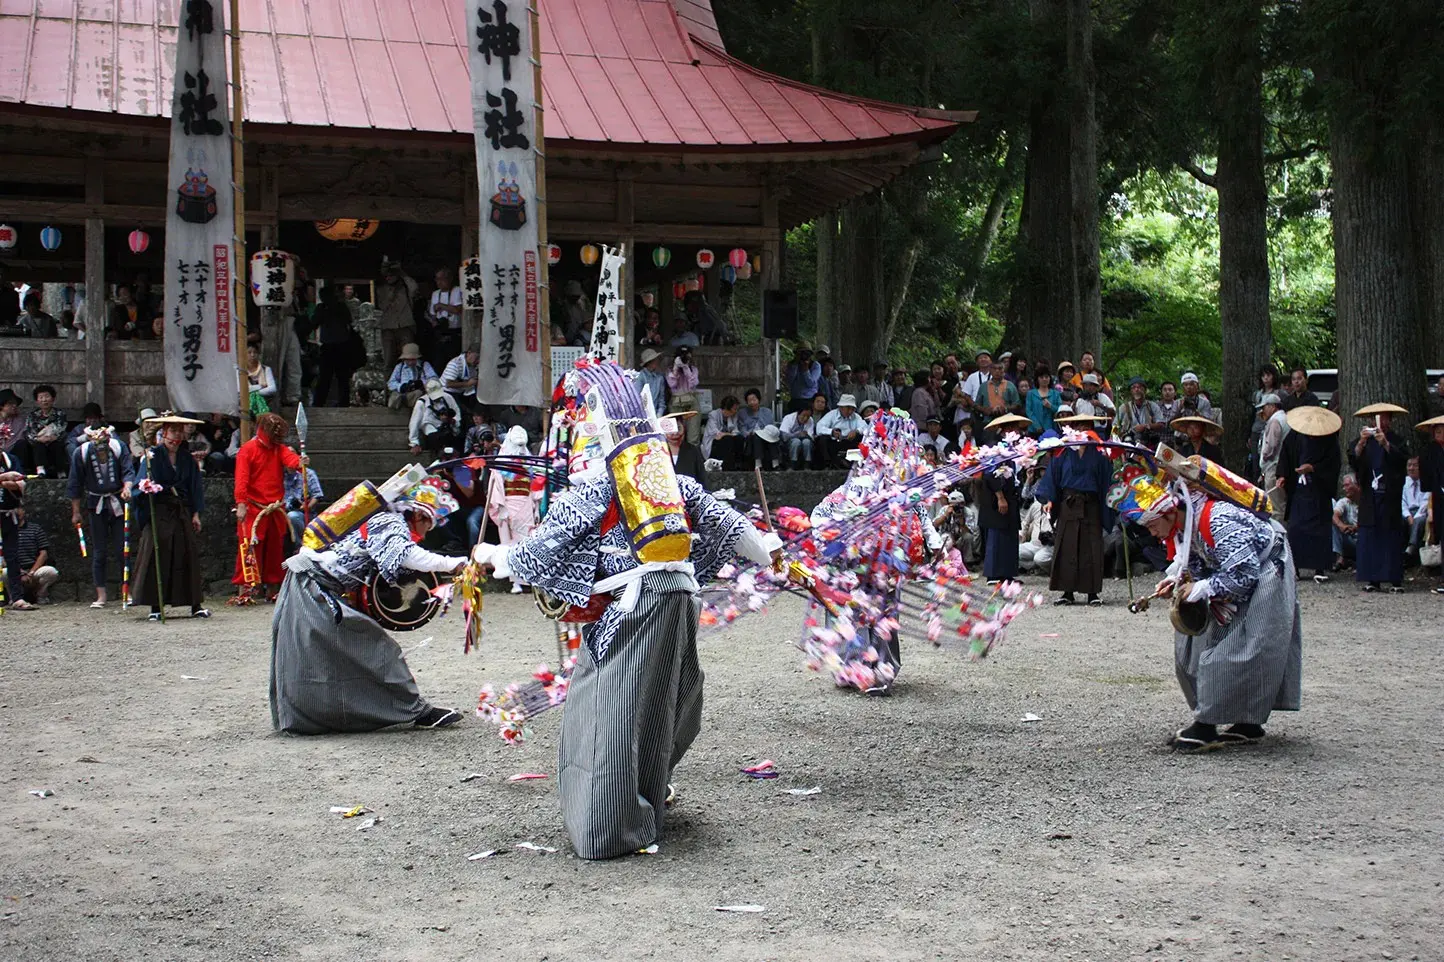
[652, 246, 671, 268]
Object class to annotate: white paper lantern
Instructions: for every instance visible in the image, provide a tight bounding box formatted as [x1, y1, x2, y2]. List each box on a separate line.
[249, 249, 297, 307]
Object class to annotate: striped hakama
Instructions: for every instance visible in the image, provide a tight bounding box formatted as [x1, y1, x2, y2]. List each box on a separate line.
[1174, 510, 1303, 726]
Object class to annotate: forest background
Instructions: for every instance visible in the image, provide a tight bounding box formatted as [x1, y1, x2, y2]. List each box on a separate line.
[712, 0, 1443, 468]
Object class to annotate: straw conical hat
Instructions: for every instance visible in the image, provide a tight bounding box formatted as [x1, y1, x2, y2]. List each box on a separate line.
[1056, 412, 1110, 426]
[1353, 402, 1409, 417]
[986, 413, 1033, 433]
[144, 413, 205, 426]
[1415, 414, 1444, 432]
[1170, 415, 1223, 436]
[1286, 405, 1342, 437]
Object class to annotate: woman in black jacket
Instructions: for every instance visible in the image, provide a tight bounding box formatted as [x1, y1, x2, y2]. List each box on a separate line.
[311, 285, 360, 407]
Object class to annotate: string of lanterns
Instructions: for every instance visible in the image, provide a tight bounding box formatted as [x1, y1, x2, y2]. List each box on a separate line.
[0, 224, 157, 255]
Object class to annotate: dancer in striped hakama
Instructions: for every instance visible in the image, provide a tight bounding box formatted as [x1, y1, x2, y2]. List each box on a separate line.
[473, 360, 781, 859]
[1110, 471, 1303, 753]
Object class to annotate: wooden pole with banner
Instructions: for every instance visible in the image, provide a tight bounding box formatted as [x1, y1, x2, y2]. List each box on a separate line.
[230, 0, 250, 442]
[530, 0, 553, 421]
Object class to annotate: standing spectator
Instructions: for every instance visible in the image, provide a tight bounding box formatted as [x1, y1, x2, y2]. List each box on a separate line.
[945, 380, 975, 441]
[68, 424, 134, 607]
[108, 284, 146, 339]
[1418, 417, 1444, 592]
[1402, 456, 1428, 563]
[666, 414, 708, 488]
[311, 285, 359, 408]
[1332, 473, 1361, 568]
[979, 463, 1021, 584]
[909, 371, 940, 429]
[16, 385, 68, 477]
[244, 344, 277, 416]
[446, 454, 492, 549]
[1281, 367, 1321, 411]
[1157, 380, 1181, 425]
[701, 395, 745, 470]
[1011, 354, 1031, 385]
[784, 346, 821, 414]
[0, 269, 17, 327]
[633, 348, 668, 412]
[1256, 393, 1289, 517]
[918, 416, 952, 459]
[816, 395, 865, 467]
[857, 367, 886, 409]
[260, 293, 303, 407]
[425, 267, 463, 364]
[1072, 374, 1115, 423]
[739, 389, 779, 469]
[487, 426, 541, 593]
[1278, 405, 1342, 581]
[817, 358, 840, 410]
[961, 350, 992, 400]
[493, 404, 543, 449]
[939, 354, 962, 399]
[1055, 360, 1078, 396]
[1349, 404, 1410, 592]
[127, 407, 158, 461]
[666, 311, 699, 349]
[284, 463, 323, 545]
[442, 343, 482, 415]
[554, 280, 592, 347]
[11, 508, 58, 605]
[1249, 365, 1284, 470]
[1114, 377, 1165, 447]
[1176, 372, 1214, 423]
[409, 380, 463, 457]
[666, 347, 701, 443]
[17, 291, 58, 338]
[1026, 370, 1062, 435]
[870, 362, 893, 408]
[387, 342, 438, 410]
[779, 400, 818, 470]
[0, 448, 25, 608]
[889, 369, 910, 409]
[375, 257, 419, 372]
[1070, 351, 1113, 398]
[66, 402, 106, 459]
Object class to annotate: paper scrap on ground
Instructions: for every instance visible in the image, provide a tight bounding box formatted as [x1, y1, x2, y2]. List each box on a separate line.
[179, 675, 206, 681]
[715, 905, 765, 913]
[75, 756, 100, 764]
[1021, 713, 1043, 723]
[507, 773, 548, 782]
[330, 805, 371, 818]
[741, 760, 778, 780]
[355, 816, 382, 831]
[637, 844, 659, 854]
[467, 850, 499, 861]
[516, 842, 558, 853]
[782, 786, 822, 796]
[401, 636, 433, 656]
[28, 789, 54, 798]
[1039, 633, 1060, 638]
[460, 773, 485, 783]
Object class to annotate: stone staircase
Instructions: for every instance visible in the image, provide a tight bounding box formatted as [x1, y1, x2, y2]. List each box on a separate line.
[298, 405, 416, 499]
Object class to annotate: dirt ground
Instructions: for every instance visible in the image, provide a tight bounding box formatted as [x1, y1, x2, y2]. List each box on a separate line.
[1, 576, 1441, 962]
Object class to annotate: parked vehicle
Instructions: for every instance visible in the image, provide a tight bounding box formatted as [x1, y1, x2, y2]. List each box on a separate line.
[1306, 368, 1443, 409]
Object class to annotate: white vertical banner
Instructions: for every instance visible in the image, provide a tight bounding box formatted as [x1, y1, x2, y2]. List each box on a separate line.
[163, 0, 237, 414]
[590, 245, 624, 363]
[466, 0, 543, 406]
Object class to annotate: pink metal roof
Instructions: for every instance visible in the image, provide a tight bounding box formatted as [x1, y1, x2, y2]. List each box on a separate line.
[0, 0, 964, 150]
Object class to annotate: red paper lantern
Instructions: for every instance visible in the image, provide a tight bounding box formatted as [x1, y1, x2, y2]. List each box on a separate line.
[128, 229, 151, 255]
[546, 243, 562, 265]
[695, 249, 715, 270]
[0, 224, 16, 250]
[672, 281, 687, 300]
[728, 248, 748, 269]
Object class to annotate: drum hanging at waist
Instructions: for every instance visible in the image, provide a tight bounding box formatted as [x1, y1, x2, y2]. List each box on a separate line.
[349, 570, 444, 631]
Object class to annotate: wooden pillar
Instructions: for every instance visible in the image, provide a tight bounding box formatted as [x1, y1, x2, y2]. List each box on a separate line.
[761, 183, 783, 405]
[461, 163, 482, 354]
[616, 170, 635, 368]
[83, 157, 106, 409]
[258, 164, 279, 248]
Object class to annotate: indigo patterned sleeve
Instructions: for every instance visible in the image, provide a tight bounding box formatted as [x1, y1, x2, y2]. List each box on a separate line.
[362, 513, 418, 585]
[679, 474, 752, 583]
[504, 479, 611, 607]
[1202, 503, 1272, 601]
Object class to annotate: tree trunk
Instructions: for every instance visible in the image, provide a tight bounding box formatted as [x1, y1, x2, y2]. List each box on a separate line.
[1214, 0, 1272, 474]
[1066, 0, 1102, 361]
[815, 212, 839, 350]
[836, 193, 887, 366]
[1332, 132, 1422, 429]
[1408, 117, 1444, 369]
[959, 136, 1023, 309]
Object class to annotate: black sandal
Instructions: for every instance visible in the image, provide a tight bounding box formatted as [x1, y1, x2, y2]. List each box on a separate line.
[1362, 583, 1378, 593]
[1053, 594, 1076, 607]
[1220, 723, 1266, 744]
[1169, 722, 1226, 753]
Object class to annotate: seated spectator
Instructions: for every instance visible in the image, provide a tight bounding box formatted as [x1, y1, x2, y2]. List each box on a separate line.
[634, 348, 668, 411]
[446, 455, 493, 550]
[636, 307, 664, 347]
[12, 508, 58, 606]
[388, 343, 438, 411]
[919, 416, 952, 459]
[683, 291, 726, 345]
[1403, 456, 1428, 561]
[107, 283, 147, 339]
[441, 343, 481, 415]
[284, 463, 324, 544]
[16, 384, 68, 477]
[779, 399, 819, 470]
[1332, 473, 1361, 568]
[464, 415, 497, 457]
[188, 437, 211, 473]
[1018, 498, 1055, 574]
[245, 344, 277, 416]
[409, 379, 463, 456]
[18, 291, 59, 338]
[667, 414, 708, 488]
[739, 388, 779, 470]
[816, 395, 865, 468]
[67, 402, 106, 459]
[493, 404, 543, 450]
[207, 420, 240, 477]
[701, 395, 745, 470]
[668, 312, 700, 349]
[0, 390, 21, 456]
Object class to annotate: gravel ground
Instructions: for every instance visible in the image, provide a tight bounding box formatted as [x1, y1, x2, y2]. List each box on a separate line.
[1, 577, 1441, 961]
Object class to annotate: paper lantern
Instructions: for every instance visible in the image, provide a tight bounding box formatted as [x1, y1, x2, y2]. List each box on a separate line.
[461, 257, 484, 310]
[728, 248, 748, 269]
[39, 226, 62, 251]
[546, 243, 562, 265]
[580, 244, 600, 266]
[641, 291, 654, 308]
[736, 261, 753, 281]
[751, 254, 764, 273]
[684, 277, 700, 293]
[652, 246, 671, 268]
[672, 281, 687, 300]
[0, 225, 16, 250]
[695, 249, 715, 270]
[249, 249, 297, 307]
[721, 265, 737, 284]
[314, 219, 380, 242]
[127, 229, 151, 255]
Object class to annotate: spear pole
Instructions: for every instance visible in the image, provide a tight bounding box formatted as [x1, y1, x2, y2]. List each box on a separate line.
[144, 449, 167, 623]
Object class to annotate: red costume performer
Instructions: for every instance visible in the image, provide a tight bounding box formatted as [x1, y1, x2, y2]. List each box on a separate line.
[231, 413, 301, 598]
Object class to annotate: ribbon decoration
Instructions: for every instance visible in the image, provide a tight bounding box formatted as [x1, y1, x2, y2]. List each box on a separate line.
[122, 501, 132, 608]
[75, 521, 88, 558]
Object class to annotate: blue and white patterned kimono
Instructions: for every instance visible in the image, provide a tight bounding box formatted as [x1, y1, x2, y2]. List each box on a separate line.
[504, 473, 758, 859]
[1172, 493, 1303, 726]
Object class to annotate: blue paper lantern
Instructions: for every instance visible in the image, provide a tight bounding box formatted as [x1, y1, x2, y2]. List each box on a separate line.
[721, 265, 737, 284]
[39, 225, 62, 251]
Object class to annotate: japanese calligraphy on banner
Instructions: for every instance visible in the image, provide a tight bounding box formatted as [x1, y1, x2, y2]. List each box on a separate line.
[163, 0, 237, 415]
[466, 0, 543, 406]
[590, 246, 624, 364]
